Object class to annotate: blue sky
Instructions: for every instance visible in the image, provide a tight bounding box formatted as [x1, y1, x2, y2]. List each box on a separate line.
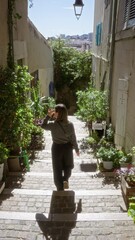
[28, 0, 95, 38]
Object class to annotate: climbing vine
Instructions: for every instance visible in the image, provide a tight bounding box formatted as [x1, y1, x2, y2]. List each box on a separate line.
[7, 0, 15, 68]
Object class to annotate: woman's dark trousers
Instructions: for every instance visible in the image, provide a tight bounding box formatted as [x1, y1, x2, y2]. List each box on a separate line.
[52, 142, 74, 190]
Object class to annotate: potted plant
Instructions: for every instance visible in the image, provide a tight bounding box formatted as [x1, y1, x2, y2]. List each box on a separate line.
[0, 143, 9, 181]
[96, 146, 123, 170]
[119, 153, 133, 167]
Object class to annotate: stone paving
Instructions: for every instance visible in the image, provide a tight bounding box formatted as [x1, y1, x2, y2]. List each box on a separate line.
[0, 116, 135, 240]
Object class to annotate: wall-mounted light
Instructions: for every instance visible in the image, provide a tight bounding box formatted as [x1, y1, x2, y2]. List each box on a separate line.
[73, 0, 84, 20]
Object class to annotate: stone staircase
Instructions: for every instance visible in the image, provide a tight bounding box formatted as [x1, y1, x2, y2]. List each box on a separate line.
[0, 116, 135, 240]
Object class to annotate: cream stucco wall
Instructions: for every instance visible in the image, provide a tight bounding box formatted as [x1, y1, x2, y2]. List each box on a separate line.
[27, 20, 53, 72]
[27, 19, 53, 96]
[13, 0, 28, 65]
[0, 0, 53, 97]
[92, 0, 111, 90]
[39, 68, 53, 97]
[111, 32, 135, 151]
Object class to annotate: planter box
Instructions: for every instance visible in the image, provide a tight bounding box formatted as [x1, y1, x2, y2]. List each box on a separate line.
[7, 156, 21, 172]
[121, 175, 135, 208]
[92, 121, 106, 136]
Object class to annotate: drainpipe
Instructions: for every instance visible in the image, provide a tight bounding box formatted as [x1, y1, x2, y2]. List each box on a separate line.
[108, 0, 118, 121]
[7, 0, 14, 68]
[106, 0, 113, 60]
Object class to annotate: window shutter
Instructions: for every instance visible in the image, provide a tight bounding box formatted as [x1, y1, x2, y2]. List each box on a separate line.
[95, 23, 102, 46]
[124, 0, 130, 24]
[124, 0, 135, 28]
[129, 0, 135, 20]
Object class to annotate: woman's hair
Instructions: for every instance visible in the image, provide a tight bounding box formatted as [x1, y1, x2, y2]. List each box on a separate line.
[55, 104, 68, 122]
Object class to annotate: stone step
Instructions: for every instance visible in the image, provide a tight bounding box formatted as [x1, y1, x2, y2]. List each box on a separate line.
[5, 171, 120, 190]
[0, 211, 131, 221]
[33, 152, 95, 160]
[0, 217, 134, 240]
[30, 160, 98, 172]
[0, 189, 124, 213]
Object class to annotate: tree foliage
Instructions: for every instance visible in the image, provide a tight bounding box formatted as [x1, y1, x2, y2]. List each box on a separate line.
[50, 38, 92, 92]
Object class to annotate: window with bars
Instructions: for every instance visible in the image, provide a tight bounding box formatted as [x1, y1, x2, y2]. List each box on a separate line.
[124, 0, 135, 28]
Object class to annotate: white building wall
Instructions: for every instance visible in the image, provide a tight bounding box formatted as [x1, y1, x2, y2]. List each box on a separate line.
[13, 0, 28, 65]
[39, 68, 53, 97]
[111, 34, 135, 151]
[92, 0, 111, 90]
[27, 20, 53, 72]
[27, 19, 53, 97]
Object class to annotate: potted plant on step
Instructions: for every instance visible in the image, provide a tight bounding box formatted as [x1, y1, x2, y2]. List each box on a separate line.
[96, 146, 123, 170]
[0, 143, 9, 181]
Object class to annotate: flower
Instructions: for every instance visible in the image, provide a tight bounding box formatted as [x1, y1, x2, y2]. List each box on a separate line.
[115, 164, 135, 186]
[115, 164, 135, 176]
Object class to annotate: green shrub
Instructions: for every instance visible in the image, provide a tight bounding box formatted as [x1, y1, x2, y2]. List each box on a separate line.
[128, 197, 135, 222]
[76, 86, 108, 123]
[0, 65, 34, 149]
[0, 143, 9, 164]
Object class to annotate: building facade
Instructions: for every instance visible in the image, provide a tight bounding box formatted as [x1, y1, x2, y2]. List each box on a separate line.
[0, 0, 53, 97]
[92, 0, 135, 151]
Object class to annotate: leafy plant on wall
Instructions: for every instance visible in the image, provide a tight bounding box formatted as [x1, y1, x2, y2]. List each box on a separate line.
[7, 0, 15, 69]
[0, 65, 34, 151]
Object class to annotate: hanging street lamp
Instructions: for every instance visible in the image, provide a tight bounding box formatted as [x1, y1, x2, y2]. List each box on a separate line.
[73, 0, 84, 20]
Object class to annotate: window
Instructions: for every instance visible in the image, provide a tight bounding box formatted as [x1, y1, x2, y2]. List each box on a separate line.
[124, 0, 135, 28]
[17, 59, 23, 66]
[31, 70, 39, 88]
[96, 23, 102, 46]
[104, 0, 111, 9]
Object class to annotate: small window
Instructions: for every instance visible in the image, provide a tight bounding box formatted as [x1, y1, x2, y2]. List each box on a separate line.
[17, 59, 23, 66]
[96, 23, 102, 46]
[104, 0, 111, 9]
[124, 0, 135, 29]
[31, 70, 39, 88]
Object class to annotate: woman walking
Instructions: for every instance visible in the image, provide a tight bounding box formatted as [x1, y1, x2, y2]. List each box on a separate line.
[38, 104, 79, 191]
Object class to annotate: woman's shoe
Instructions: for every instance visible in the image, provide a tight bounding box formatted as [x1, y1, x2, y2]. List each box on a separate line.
[63, 181, 69, 189]
[57, 186, 64, 191]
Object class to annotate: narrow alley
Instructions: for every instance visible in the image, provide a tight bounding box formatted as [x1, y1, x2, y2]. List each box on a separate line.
[0, 116, 135, 240]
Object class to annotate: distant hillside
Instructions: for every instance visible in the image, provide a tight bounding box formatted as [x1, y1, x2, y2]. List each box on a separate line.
[48, 33, 93, 42]
[64, 33, 93, 42]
